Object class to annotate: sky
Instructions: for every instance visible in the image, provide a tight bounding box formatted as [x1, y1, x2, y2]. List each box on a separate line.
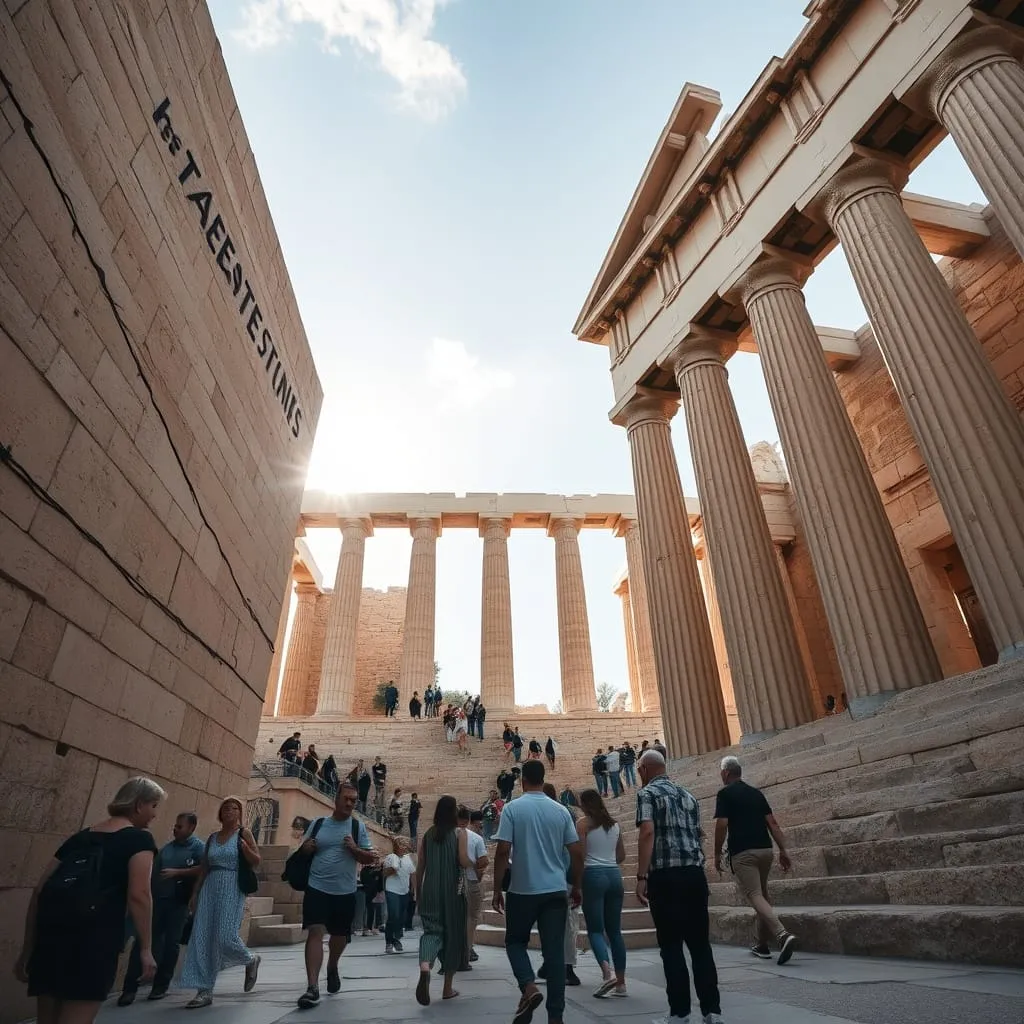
[207, 0, 987, 711]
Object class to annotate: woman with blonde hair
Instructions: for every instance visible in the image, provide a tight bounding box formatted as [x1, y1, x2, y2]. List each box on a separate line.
[179, 797, 262, 1008]
[576, 788, 628, 998]
[15, 776, 165, 1024]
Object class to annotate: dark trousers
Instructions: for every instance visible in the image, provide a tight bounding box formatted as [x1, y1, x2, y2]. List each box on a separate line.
[647, 866, 721, 1019]
[123, 898, 190, 994]
[505, 891, 568, 1022]
[385, 891, 407, 945]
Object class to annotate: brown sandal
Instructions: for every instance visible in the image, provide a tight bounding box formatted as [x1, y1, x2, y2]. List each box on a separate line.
[416, 970, 430, 1006]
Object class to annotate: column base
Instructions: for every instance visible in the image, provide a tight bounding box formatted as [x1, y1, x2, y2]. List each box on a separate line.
[998, 641, 1024, 663]
[847, 690, 901, 720]
[739, 728, 780, 747]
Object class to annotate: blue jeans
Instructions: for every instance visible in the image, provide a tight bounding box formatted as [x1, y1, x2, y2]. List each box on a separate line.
[505, 891, 568, 1022]
[609, 771, 621, 798]
[594, 773, 607, 796]
[385, 891, 407, 946]
[468, 719, 476, 737]
[622, 763, 636, 788]
[477, 722, 484, 740]
[582, 867, 626, 974]
[410, 818, 419, 844]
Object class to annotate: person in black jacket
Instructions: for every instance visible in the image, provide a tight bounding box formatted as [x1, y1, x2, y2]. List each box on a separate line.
[476, 703, 487, 741]
[409, 692, 423, 719]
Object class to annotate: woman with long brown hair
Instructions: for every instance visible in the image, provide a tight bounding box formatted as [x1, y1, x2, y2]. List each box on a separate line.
[179, 797, 262, 1008]
[414, 795, 473, 1005]
[577, 788, 627, 998]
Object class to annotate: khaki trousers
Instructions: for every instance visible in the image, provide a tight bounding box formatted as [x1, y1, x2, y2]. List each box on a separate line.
[731, 848, 785, 947]
[464, 880, 482, 964]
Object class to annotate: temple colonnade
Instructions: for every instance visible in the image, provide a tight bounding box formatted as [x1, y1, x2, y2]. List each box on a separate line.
[574, 6, 1024, 758]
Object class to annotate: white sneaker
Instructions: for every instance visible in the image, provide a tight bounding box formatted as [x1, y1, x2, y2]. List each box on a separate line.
[704, 1015, 726, 1024]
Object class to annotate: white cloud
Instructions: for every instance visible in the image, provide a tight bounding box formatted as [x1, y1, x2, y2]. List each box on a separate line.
[236, 0, 467, 120]
[426, 337, 515, 409]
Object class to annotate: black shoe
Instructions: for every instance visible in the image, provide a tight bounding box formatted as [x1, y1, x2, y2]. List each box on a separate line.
[327, 966, 341, 994]
[469, 951, 479, 962]
[297, 986, 320, 1009]
[777, 933, 798, 966]
[117, 992, 136, 1007]
[394, 940, 404, 953]
[537, 963, 547, 981]
[751, 944, 772, 959]
[147, 988, 169, 1001]
[565, 966, 581, 986]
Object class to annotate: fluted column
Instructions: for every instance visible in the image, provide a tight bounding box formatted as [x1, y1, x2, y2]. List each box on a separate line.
[480, 516, 515, 715]
[618, 392, 729, 755]
[614, 578, 643, 713]
[317, 518, 371, 715]
[618, 518, 660, 712]
[695, 545, 739, 743]
[549, 517, 597, 712]
[736, 257, 941, 710]
[923, 27, 1024, 261]
[816, 158, 1024, 661]
[398, 517, 440, 705]
[669, 330, 813, 738]
[265, 574, 293, 716]
[277, 583, 318, 717]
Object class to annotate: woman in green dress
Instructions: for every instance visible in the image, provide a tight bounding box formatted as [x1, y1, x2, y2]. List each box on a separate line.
[415, 795, 472, 1005]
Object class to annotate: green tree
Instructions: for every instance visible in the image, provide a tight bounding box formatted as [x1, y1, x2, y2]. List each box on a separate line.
[595, 681, 621, 712]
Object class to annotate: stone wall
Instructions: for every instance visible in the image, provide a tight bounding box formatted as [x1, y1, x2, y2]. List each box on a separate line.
[353, 586, 407, 715]
[834, 209, 1023, 677]
[0, 2, 320, 1018]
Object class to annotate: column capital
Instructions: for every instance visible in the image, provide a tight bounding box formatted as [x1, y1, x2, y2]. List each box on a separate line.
[295, 582, 320, 598]
[408, 516, 442, 538]
[808, 151, 908, 228]
[613, 514, 640, 539]
[613, 576, 630, 598]
[664, 324, 737, 382]
[547, 515, 584, 539]
[479, 515, 513, 539]
[917, 25, 1020, 119]
[733, 254, 811, 310]
[613, 388, 680, 432]
[339, 517, 373, 540]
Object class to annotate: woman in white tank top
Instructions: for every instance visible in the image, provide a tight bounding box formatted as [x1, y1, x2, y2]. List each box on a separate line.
[576, 789, 628, 998]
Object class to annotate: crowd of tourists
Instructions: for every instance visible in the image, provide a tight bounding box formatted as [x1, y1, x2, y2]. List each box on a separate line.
[15, 737, 799, 1024]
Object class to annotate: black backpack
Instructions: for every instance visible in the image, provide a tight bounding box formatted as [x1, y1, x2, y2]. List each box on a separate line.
[37, 832, 111, 927]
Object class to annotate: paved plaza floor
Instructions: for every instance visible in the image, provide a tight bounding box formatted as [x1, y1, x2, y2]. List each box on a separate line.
[96, 934, 1024, 1024]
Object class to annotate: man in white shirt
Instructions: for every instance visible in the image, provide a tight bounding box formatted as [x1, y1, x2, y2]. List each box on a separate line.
[382, 836, 415, 954]
[494, 759, 583, 1024]
[460, 808, 489, 967]
[605, 745, 622, 798]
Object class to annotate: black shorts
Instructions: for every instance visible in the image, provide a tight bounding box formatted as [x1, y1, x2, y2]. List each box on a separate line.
[302, 887, 357, 937]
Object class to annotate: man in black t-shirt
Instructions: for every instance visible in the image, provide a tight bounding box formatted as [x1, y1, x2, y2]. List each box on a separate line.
[713, 756, 797, 964]
[279, 732, 301, 762]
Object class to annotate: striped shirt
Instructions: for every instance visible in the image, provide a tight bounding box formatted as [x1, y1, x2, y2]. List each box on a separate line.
[636, 775, 705, 871]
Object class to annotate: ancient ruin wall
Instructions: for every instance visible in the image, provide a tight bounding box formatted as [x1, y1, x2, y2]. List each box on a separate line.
[0, 3, 321, 1018]
[834, 210, 1024, 676]
[353, 586, 407, 715]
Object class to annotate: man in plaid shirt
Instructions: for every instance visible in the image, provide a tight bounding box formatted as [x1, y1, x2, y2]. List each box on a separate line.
[635, 750, 723, 1024]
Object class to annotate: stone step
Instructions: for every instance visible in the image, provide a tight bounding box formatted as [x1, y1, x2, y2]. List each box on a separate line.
[821, 824, 1024, 876]
[258, 880, 303, 904]
[709, 863, 1024, 908]
[249, 921, 305, 946]
[708, 904, 1024, 966]
[246, 896, 274, 916]
[250, 913, 284, 927]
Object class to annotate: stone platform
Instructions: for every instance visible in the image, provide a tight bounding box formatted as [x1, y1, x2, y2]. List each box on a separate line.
[96, 937, 1024, 1024]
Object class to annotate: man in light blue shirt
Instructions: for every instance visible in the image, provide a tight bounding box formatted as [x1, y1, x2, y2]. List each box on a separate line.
[493, 760, 583, 1024]
[296, 782, 376, 1009]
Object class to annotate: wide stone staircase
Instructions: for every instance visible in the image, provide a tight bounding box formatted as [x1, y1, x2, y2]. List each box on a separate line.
[477, 660, 1024, 965]
[255, 660, 1024, 964]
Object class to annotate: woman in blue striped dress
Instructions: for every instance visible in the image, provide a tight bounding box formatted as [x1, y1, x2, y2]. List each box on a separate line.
[180, 798, 262, 1008]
